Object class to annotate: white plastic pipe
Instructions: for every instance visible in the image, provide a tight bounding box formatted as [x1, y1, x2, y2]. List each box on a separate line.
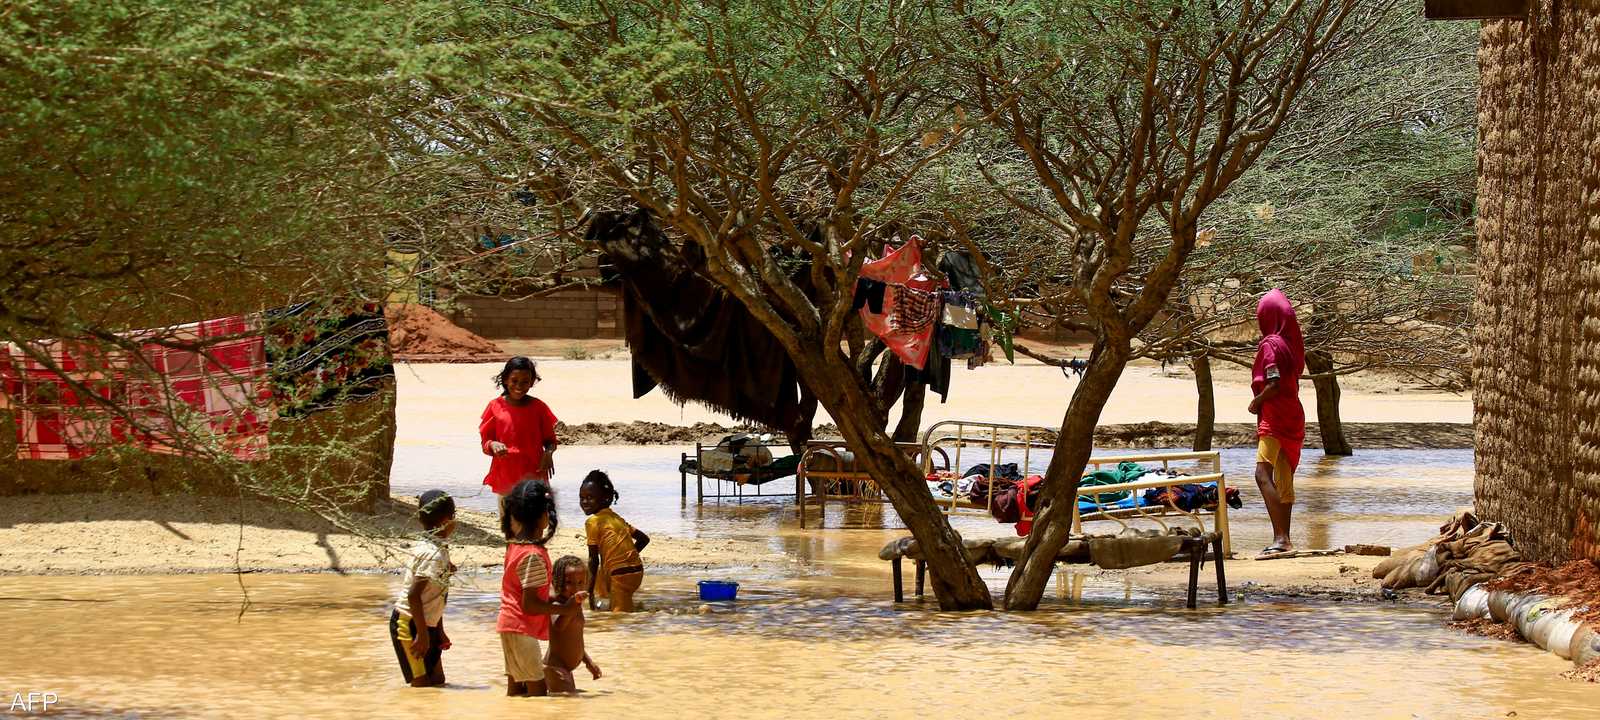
[1454, 584, 1597, 668]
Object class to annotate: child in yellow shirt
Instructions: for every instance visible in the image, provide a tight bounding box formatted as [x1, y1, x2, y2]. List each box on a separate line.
[579, 470, 649, 612]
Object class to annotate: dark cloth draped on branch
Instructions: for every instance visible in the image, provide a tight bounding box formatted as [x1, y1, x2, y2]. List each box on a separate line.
[592, 210, 816, 445]
[263, 301, 393, 419]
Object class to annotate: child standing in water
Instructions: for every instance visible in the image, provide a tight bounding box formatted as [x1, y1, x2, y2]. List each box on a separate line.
[580, 470, 650, 612]
[481, 357, 560, 511]
[544, 555, 602, 694]
[1248, 288, 1306, 557]
[498, 479, 585, 697]
[389, 490, 457, 688]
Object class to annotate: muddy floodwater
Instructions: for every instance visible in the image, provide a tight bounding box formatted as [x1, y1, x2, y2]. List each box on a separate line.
[5, 571, 1598, 719]
[5, 371, 1592, 718]
[393, 443, 1486, 560]
[7, 445, 1600, 717]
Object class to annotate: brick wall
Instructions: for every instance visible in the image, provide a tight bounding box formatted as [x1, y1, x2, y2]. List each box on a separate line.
[452, 289, 624, 339]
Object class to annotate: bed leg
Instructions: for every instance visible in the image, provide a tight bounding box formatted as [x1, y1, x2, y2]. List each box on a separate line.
[1213, 533, 1229, 605]
[893, 558, 904, 603]
[1186, 539, 1201, 610]
[915, 559, 926, 598]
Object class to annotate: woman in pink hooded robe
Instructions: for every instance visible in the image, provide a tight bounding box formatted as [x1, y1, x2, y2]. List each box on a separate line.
[1248, 289, 1305, 556]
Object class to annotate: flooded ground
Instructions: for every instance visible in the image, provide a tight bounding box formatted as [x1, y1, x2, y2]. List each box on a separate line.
[9, 365, 1588, 717]
[391, 443, 1479, 562]
[5, 571, 1597, 719]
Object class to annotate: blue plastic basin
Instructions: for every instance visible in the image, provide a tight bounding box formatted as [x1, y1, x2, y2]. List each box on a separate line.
[698, 580, 739, 601]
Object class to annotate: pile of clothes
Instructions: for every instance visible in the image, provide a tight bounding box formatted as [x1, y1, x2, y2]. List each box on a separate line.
[1143, 482, 1244, 512]
[927, 461, 1242, 537]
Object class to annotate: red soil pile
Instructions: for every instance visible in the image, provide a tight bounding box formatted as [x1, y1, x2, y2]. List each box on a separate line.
[1563, 659, 1600, 683]
[385, 304, 504, 359]
[1450, 617, 1522, 642]
[1488, 559, 1600, 625]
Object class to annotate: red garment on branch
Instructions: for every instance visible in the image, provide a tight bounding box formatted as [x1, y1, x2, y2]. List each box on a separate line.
[859, 238, 941, 370]
[0, 315, 271, 460]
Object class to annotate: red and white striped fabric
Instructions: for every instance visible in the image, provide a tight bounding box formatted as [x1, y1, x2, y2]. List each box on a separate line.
[0, 315, 273, 460]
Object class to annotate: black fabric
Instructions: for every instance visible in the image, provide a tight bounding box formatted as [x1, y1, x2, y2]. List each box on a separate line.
[962, 462, 1022, 481]
[852, 279, 886, 313]
[594, 210, 817, 444]
[388, 610, 442, 684]
[906, 333, 950, 402]
[938, 250, 985, 298]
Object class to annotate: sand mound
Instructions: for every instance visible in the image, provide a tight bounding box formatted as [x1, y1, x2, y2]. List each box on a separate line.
[385, 303, 504, 359]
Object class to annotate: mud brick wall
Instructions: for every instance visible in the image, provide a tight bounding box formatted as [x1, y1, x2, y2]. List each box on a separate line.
[453, 289, 623, 339]
[1472, 0, 1600, 562]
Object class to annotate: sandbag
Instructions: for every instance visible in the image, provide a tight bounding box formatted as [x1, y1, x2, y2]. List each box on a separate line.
[877, 535, 991, 564]
[1570, 625, 1600, 667]
[1373, 542, 1434, 579]
[1452, 584, 1491, 621]
[992, 536, 1027, 561]
[1489, 589, 1514, 623]
[1508, 595, 1555, 641]
[879, 536, 917, 561]
[1380, 547, 1442, 590]
[962, 538, 997, 565]
[1519, 601, 1564, 650]
[701, 434, 775, 473]
[1542, 611, 1582, 660]
[988, 536, 1089, 562]
[804, 450, 856, 472]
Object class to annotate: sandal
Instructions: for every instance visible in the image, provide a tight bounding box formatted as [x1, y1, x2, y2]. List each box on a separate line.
[1256, 545, 1293, 559]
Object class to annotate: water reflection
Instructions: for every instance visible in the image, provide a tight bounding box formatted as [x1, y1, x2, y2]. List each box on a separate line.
[392, 444, 1476, 556]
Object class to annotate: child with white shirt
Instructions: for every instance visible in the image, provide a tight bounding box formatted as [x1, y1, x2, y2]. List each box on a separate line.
[388, 490, 457, 687]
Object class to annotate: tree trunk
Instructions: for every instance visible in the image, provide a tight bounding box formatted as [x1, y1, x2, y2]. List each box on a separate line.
[892, 381, 926, 443]
[1192, 352, 1214, 452]
[1305, 349, 1352, 456]
[811, 363, 992, 610]
[1002, 347, 1128, 609]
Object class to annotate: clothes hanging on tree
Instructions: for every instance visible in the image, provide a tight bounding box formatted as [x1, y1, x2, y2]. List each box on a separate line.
[851, 279, 886, 314]
[593, 210, 817, 445]
[907, 332, 951, 403]
[889, 285, 939, 333]
[0, 302, 393, 461]
[938, 250, 985, 297]
[938, 290, 982, 360]
[858, 238, 940, 370]
[263, 302, 393, 419]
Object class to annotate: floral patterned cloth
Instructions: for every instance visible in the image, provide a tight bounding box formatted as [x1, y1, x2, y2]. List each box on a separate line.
[263, 302, 393, 419]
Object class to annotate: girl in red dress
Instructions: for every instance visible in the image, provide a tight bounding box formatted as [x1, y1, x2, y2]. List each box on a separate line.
[481, 357, 559, 505]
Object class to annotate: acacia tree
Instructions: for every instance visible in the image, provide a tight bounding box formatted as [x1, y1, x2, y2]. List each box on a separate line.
[1133, 12, 1478, 453]
[417, 0, 1020, 608]
[0, 0, 587, 525]
[947, 0, 1396, 609]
